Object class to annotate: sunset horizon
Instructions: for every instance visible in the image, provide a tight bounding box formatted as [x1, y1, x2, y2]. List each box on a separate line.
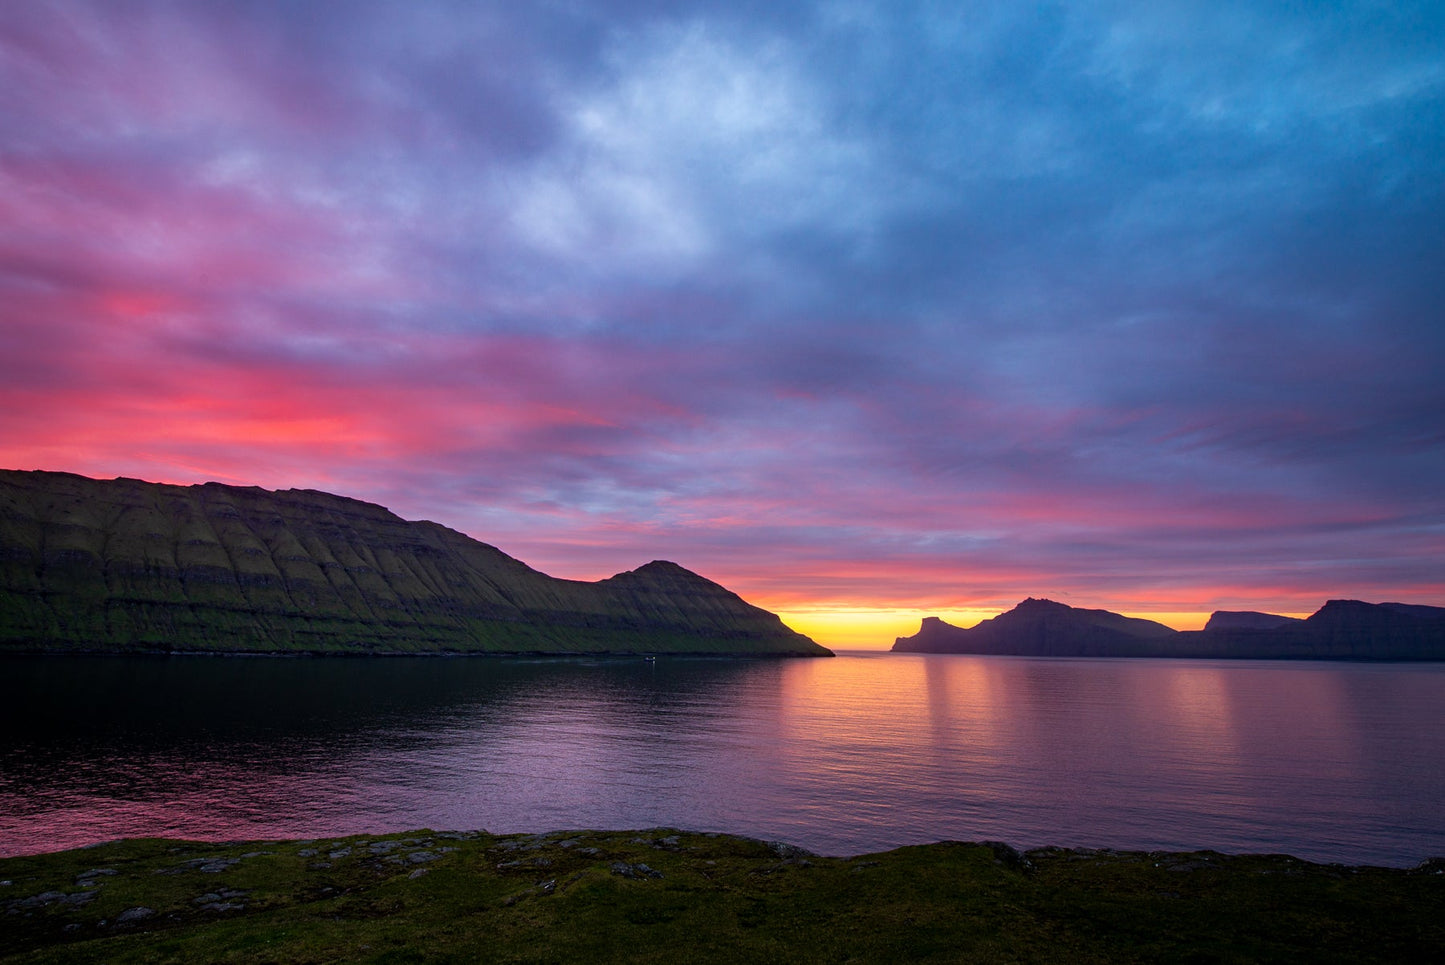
[0, 464, 1373, 650]
[4, 1, 1441, 646]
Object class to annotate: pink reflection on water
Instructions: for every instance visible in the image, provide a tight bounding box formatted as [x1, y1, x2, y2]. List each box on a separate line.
[762, 653, 1436, 860]
[2, 654, 1442, 864]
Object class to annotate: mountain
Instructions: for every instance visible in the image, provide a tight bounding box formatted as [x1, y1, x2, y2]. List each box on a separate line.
[892, 598, 1177, 657]
[1184, 600, 1445, 660]
[1203, 610, 1303, 631]
[894, 598, 1445, 660]
[0, 470, 829, 656]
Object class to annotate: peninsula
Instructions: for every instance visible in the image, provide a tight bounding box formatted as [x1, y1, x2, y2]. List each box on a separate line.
[0, 470, 828, 657]
[893, 596, 1445, 660]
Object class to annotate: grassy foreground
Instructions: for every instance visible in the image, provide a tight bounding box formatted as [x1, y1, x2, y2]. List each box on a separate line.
[2, 830, 1442, 963]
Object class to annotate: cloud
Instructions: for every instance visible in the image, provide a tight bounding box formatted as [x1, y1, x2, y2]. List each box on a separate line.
[2, 0, 1443, 640]
[504, 17, 883, 295]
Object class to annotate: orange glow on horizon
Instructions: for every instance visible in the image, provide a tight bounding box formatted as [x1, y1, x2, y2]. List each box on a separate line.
[772, 605, 1319, 650]
[775, 607, 1001, 650]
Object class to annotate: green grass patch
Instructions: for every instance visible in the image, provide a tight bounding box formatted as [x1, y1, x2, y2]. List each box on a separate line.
[2, 831, 1441, 963]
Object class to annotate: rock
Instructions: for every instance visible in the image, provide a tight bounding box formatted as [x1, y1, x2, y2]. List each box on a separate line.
[165, 856, 241, 874]
[983, 841, 1034, 872]
[497, 857, 552, 870]
[75, 868, 117, 882]
[610, 862, 663, 880]
[193, 889, 247, 904]
[116, 906, 154, 923]
[768, 841, 816, 861]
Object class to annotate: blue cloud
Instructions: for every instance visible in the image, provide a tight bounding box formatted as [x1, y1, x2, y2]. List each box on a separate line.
[2, 0, 1442, 620]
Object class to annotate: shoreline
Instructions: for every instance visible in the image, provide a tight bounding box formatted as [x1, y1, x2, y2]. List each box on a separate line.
[3, 827, 1442, 870]
[0, 647, 832, 660]
[3, 828, 1442, 962]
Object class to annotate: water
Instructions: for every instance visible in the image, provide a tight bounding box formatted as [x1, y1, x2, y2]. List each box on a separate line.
[3, 651, 1443, 866]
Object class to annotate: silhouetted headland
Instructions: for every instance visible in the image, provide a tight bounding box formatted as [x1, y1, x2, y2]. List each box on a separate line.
[894, 597, 1445, 660]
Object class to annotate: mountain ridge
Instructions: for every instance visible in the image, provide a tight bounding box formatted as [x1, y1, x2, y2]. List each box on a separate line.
[0, 469, 829, 656]
[894, 597, 1445, 660]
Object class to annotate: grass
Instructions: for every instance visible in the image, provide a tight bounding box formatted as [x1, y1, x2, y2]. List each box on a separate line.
[2, 830, 1442, 963]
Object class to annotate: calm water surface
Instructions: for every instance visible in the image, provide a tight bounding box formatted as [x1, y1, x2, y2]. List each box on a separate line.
[3, 652, 1443, 865]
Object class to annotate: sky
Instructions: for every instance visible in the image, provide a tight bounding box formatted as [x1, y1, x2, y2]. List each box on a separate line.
[2, 1, 1443, 647]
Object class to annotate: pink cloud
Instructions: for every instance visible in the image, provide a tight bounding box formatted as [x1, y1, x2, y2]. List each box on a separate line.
[3, 0, 1441, 648]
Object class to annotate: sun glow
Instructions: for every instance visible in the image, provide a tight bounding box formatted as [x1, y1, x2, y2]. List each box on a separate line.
[775, 606, 1322, 650]
[1119, 611, 1212, 631]
[775, 607, 1002, 650]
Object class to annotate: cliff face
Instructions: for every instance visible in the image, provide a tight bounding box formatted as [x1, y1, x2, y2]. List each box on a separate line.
[0, 470, 829, 656]
[1203, 611, 1304, 632]
[893, 598, 1445, 660]
[892, 598, 1177, 657]
[1183, 600, 1445, 660]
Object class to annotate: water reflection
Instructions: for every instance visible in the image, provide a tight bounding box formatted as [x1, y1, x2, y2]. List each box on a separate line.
[3, 653, 1443, 866]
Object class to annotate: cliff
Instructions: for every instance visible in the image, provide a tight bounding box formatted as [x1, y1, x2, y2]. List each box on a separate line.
[1203, 610, 1303, 631]
[0, 470, 829, 656]
[1181, 600, 1445, 660]
[894, 598, 1445, 660]
[892, 598, 1177, 657]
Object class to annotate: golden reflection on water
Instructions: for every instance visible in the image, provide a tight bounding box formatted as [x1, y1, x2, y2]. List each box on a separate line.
[1158, 666, 1237, 753]
[770, 653, 1382, 823]
[3, 654, 1442, 864]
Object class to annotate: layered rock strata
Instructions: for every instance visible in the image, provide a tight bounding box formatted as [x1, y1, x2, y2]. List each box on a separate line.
[0, 470, 828, 656]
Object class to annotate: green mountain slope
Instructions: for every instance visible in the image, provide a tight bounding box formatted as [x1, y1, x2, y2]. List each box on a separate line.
[0, 470, 828, 656]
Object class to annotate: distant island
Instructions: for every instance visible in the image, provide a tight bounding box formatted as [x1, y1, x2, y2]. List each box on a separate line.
[893, 597, 1445, 660]
[0, 470, 829, 657]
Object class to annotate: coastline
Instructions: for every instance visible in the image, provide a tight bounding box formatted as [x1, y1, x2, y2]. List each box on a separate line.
[3, 828, 1441, 963]
[0, 648, 831, 659]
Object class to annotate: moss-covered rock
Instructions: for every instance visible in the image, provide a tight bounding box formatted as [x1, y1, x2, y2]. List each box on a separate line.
[1, 830, 1441, 963]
